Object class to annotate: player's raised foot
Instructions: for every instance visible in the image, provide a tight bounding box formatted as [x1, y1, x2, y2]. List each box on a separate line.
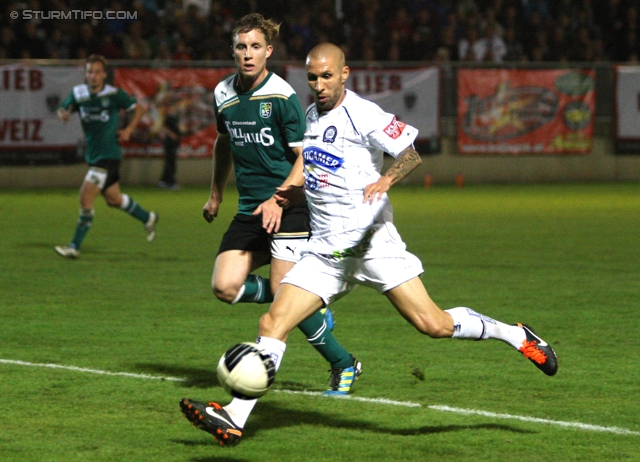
[179, 398, 243, 446]
[320, 306, 334, 331]
[144, 211, 158, 242]
[322, 357, 363, 396]
[54, 244, 80, 259]
[516, 323, 558, 376]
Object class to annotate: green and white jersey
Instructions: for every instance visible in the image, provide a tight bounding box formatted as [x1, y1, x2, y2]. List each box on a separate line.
[214, 72, 305, 215]
[61, 84, 137, 164]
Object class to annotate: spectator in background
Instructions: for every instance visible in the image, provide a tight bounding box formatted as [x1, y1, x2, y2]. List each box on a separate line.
[547, 25, 569, 62]
[122, 21, 151, 60]
[483, 23, 507, 62]
[438, 25, 460, 61]
[172, 37, 192, 61]
[0, 26, 19, 59]
[148, 24, 174, 60]
[523, 0, 551, 23]
[458, 27, 487, 62]
[99, 34, 123, 59]
[72, 23, 101, 59]
[158, 104, 181, 191]
[288, 11, 314, 54]
[46, 27, 72, 59]
[104, 0, 133, 38]
[312, 9, 344, 45]
[503, 27, 524, 61]
[17, 21, 47, 58]
[409, 8, 438, 61]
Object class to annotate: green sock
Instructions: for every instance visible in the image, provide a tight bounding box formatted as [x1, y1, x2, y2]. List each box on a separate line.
[298, 310, 353, 369]
[71, 208, 93, 250]
[234, 275, 274, 304]
[120, 194, 150, 223]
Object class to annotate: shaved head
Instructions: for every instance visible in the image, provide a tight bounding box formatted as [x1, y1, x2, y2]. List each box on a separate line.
[306, 43, 345, 69]
[305, 42, 349, 113]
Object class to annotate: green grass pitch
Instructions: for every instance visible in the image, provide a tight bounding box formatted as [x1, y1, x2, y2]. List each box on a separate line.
[1, 183, 639, 461]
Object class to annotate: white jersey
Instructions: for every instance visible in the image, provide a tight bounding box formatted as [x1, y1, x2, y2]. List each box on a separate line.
[302, 90, 418, 256]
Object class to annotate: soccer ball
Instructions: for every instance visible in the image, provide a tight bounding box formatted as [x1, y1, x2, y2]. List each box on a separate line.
[217, 342, 276, 399]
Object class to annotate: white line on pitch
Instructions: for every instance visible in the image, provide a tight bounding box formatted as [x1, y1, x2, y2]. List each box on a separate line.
[2, 358, 638, 436]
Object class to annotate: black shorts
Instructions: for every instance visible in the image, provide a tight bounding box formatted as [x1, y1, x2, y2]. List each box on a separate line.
[217, 203, 311, 256]
[89, 159, 121, 191]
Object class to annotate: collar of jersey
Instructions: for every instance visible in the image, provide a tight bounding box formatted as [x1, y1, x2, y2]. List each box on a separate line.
[234, 71, 272, 95]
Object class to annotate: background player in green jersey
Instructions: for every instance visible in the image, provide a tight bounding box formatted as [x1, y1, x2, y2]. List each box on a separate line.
[180, 14, 360, 444]
[55, 54, 158, 259]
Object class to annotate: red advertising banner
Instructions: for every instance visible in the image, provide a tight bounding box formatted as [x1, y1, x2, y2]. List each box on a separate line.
[457, 69, 595, 155]
[114, 68, 234, 158]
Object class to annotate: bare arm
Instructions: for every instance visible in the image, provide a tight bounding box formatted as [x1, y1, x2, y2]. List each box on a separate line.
[57, 106, 73, 122]
[203, 133, 233, 223]
[118, 103, 146, 142]
[363, 145, 422, 204]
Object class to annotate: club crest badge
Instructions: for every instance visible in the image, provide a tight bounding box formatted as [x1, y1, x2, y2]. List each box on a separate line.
[323, 125, 337, 143]
[260, 102, 272, 118]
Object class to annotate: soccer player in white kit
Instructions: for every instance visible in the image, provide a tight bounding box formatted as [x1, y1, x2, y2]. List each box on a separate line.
[187, 42, 558, 446]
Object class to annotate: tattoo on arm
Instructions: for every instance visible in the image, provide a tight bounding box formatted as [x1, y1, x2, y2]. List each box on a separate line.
[383, 146, 422, 184]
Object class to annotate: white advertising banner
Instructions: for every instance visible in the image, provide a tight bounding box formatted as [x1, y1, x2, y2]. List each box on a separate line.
[615, 66, 640, 152]
[0, 65, 84, 150]
[286, 66, 440, 144]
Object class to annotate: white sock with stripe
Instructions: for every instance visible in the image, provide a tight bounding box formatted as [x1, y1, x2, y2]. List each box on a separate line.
[223, 337, 286, 428]
[446, 307, 525, 349]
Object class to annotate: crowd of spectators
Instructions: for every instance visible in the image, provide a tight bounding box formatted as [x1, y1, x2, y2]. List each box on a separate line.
[1, 0, 639, 63]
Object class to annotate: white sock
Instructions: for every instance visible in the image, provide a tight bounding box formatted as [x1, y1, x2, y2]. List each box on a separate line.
[223, 336, 286, 428]
[119, 193, 130, 210]
[446, 307, 525, 348]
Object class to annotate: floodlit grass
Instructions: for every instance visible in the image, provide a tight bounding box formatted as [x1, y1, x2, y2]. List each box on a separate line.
[1, 183, 639, 461]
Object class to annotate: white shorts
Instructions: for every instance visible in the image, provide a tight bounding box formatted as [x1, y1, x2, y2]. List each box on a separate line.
[84, 167, 108, 189]
[281, 247, 424, 305]
[270, 234, 308, 263]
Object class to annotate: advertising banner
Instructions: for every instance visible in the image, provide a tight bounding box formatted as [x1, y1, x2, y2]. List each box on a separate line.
[114, 67, 234, 158]
[614, 65, 640, 153]
[286, 66, 440, 153]
[457, 69, 595, 155]
[0, 65, 85, 164]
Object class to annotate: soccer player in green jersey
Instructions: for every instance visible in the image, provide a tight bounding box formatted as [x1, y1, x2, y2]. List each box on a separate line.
[54, 54, 158, 259]
[180, 14, 361, 444]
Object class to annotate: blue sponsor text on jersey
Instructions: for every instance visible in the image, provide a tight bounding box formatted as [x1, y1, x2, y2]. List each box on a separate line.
[302, 147, 344, 172]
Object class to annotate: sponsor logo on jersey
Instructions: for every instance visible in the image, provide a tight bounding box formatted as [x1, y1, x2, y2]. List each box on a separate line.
[383, 116, 406, 139]
[225, 121, 275, 146]
[322, 125, 337, 143]
[80, 107, 110, 122]
[260, 102, 272, 118]
[302, 147, 344, 172]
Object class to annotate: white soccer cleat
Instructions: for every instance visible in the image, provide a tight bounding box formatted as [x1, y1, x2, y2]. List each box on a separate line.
[54, 244, 80, 259]
[144, 211, 158, 242]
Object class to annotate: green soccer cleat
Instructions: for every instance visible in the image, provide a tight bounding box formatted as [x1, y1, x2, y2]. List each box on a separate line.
[180, 398, 243, 446]
[516, 323, 558, 376]
[322, 357, 363, 396]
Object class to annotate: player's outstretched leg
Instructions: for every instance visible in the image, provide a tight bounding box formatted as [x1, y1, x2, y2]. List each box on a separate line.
[180, 399, 243, 446]
[445, 307, 558, 376]
[514, 323, 558, 376]
[323, 356, 363, 396]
